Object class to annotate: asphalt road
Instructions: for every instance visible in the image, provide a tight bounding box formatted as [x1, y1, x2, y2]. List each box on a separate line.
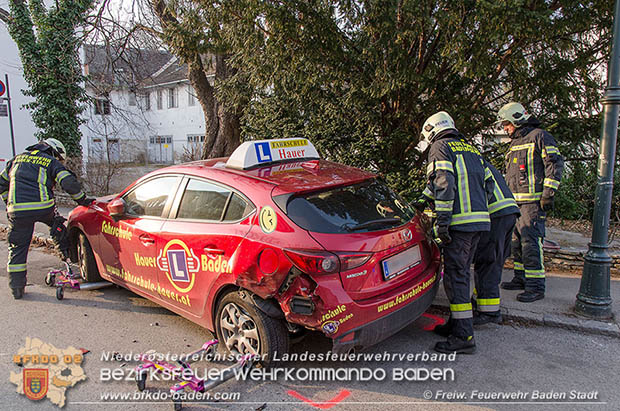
[1, 245, 619, 411]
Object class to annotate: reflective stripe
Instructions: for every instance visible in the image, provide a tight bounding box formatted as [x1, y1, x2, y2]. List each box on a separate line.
[545, 146, 560, 155]
[435, 200, 453, 212]
[71, 191, 85, 200]
[55, 170, 71, 185]
[7, 263, 27, 272]
[7, 199, 55, 212]
[0, 168, 8, 181]
[543, 178, 560, 189]
[450, 211, 490, 226]
[455, 154, 471, 214]
[525, 270, 545, 278]
[513, 192, 542, 202]
[38, 167, 48, 202]
[484, 166, 493, 180]
[525, 239, 545, 278]
[526, 146, 535, 194]
[514, 262, 524, 270]
[423, 187, 435, 200]
[509, 143, 535, 151]
[1, 191, 7, 202]
[450, 303, 473, 319]
[427, 160, 454, 176]
[488, 197, 518, 214]
[9, 163, 19, 205]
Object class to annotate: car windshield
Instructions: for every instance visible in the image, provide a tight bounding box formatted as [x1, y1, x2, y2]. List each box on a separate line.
[279, 178, 414, 234]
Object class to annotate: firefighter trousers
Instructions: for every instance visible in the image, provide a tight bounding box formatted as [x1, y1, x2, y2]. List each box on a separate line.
[7, 209, 69, 289]
[443, 230, 482, 339]
[512, 202, 546, 293]
[474, 213, 518, 314]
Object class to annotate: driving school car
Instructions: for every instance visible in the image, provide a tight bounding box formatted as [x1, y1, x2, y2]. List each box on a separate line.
[68, 138, 441, 362]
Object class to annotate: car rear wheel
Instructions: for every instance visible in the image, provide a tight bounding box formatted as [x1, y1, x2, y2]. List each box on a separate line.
[77, 233, 101, 282]
[215, 291, 289, 367]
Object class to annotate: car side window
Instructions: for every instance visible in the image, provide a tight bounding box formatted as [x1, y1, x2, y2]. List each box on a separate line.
[223, 193, 254, 221]
[123, 176, 180, 217]
[177, 179, 231, 221]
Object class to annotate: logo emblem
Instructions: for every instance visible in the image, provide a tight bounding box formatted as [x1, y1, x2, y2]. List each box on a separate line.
[157, 240, 199, 293]
[401, 228, 412, 242]
[255, 142, 272, 163]
[24, 369, 48, 401]
[322, 321, 339, 335]
[259, 206, 277, 234]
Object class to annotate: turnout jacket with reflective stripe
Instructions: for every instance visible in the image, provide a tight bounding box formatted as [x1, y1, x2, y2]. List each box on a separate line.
[485, 161, 520, 218]
[505, 121, 564, 204]
[424, 131, 493, 232]
[0, 144, 85, 214]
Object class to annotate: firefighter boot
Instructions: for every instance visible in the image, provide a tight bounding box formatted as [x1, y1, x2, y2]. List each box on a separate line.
[434, 335, 476, 354]
[501, 278, 525, 290]
[11, 287, 25, 300]
[517, 291, 544, 303]
[473, 312, 503, 326]
[433, 319, 452, 338]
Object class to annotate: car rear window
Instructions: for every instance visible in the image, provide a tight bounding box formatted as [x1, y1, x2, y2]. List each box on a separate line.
[280, 178, 414, 233]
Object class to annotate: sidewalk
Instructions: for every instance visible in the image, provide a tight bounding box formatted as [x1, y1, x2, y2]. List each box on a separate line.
[432, 268, 620, 338]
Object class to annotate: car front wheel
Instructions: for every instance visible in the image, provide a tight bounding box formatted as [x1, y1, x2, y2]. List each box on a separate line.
[77, 233, 102, 282]
[215, 291, 289, 367]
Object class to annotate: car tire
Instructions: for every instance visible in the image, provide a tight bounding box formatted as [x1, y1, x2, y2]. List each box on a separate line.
[215, 291, 289, 368]
[77, 233, 102, 282]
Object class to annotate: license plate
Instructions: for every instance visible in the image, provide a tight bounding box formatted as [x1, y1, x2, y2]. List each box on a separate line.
[382, 245, 421, 280]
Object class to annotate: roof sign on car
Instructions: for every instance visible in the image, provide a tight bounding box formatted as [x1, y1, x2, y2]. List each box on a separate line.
[226, 138, 320, 170]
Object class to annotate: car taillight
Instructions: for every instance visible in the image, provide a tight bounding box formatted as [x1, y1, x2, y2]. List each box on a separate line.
[336, 252, 373, 271]
[283, 249, 340, 275]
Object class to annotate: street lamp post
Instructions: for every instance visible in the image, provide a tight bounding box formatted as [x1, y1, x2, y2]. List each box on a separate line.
[575, 0, 620, 319]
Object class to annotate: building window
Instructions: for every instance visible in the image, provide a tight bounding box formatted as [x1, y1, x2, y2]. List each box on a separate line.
[188, 85, 196, 106]
[94, 99, 110, 115]
[168, 87, 177, 108]
[142, 92, 151, 111]
[128, 92, 137, 106]
[157, 90, 163, 110]
[187, 135, 205, 143]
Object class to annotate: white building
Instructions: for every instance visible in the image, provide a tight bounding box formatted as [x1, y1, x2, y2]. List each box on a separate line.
[81, 44, 208, 164]
[0, 5, 38, 169]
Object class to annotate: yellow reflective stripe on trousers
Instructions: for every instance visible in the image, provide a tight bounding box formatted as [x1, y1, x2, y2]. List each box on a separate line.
[38, 168, 48, 202]
[7, 263, 27, 272]
[435, 200, 453, 212]
[543, 178, 560, 189]
[7, 199, 55, 213]
[55, 170, 71, 185]
[525, 239, 545, 278]
[450, 211, 490, 226]
[514, 261, 524, 270]
[455, 154, 471, 214]
[477, 298, 500, 312]
[450, 303, 473, 319]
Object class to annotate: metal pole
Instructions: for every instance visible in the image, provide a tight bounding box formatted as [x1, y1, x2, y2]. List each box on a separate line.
[575, 0, 620, 319]
[5, 74, 16, 157]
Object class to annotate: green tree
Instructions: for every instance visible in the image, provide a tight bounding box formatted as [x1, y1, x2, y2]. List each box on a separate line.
[7, 0, 94, 158]
[216, 0, 612, 198]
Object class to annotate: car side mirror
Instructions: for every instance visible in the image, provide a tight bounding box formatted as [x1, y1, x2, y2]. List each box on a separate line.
[108, 198, 126, 219]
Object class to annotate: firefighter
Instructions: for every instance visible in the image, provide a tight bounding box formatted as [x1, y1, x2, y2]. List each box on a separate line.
[0, 138, 93, 299]
[418, 111, 494, 354]
[496, 102, 564, 302]
[472, 160, 520, 324]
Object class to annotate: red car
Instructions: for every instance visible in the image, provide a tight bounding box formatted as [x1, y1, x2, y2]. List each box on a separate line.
[68, 138, 440, 362]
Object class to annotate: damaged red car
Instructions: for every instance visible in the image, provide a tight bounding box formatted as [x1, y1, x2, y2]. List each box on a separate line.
[68, 138, 441, 362]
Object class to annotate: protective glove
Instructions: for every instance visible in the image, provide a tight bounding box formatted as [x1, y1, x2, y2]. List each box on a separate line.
[77, 196, 95, 207]
[540, 195, 554, 212]
[413, 197, 428, 212]
[434, 225, 451, 246]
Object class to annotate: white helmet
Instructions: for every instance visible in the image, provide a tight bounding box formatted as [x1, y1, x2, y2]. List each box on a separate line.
[418, 111, 456, 151]
[496, 102, 531, 128]
[44, 138, 67, 160]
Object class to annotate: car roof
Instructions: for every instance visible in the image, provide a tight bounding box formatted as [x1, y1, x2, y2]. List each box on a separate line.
[149, 158, 376, 195]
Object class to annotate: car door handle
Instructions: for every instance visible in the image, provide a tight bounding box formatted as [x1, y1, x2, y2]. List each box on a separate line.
[203, 247, 225, 255]
[139, 234, 155, 245]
